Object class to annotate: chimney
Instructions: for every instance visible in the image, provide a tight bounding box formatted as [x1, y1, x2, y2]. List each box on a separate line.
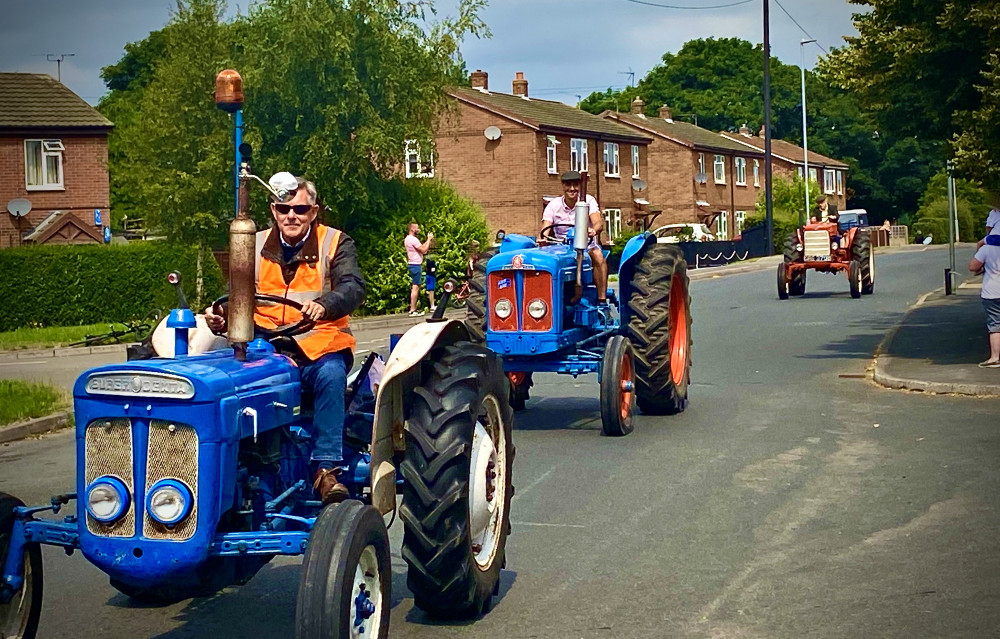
[470, 69, 488, 90]
[631, 96, 645, 115]
[739, 123, 751, 136]
[758, 124, 766, 138]
[512, 71, 528, 97]
[659, 105, 672, 122]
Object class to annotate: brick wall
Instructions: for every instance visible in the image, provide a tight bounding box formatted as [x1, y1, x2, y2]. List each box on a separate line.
[0, 133, 110, 248]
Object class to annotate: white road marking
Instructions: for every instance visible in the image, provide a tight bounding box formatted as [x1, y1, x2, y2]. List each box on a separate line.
[512, 467, 555, 501]
[0, 360, 46, 366]
[511, 521, 586, 529]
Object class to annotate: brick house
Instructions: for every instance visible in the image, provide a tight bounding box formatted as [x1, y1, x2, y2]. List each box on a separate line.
[0, 73, 112, 248]
[427, 71, 652, 241]
[720, 126, 849, 211]
[602, 100, 766, 240]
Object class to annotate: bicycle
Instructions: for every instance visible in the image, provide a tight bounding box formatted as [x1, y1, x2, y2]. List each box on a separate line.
[69, 309, 163, 347]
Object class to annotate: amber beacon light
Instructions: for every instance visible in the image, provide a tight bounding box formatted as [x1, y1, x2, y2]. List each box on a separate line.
[214, 69, 244, 113]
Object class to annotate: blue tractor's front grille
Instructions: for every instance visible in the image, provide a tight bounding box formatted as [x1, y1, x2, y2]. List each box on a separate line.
[144, 420, 199, 540]
[84, 418, 136, 537]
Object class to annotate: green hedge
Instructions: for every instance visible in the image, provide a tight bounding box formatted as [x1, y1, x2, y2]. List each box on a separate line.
[0, 242, 225, 331]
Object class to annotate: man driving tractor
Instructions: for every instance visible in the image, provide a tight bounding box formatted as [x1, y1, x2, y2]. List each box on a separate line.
[542, 170, 609, 305]
[204, 172, 366, 504]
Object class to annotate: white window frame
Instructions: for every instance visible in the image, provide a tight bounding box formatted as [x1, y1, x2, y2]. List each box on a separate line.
[735, 157, 747, 185]
[404, 140, 433, 178]
[631, 145, 640, 178]
[717, 210, 728, 240]
[570, 138, 588, 173]
[798, 166, 804, 178]
[824, 169, 836, 194]
[836, 170, 844, 194]
[698, 153, 705, 178]
[753, 159, 760, 187]
[603, 142, 620, 177]
[713, 155, 725, 184]
[735, 210, 746, 235]
[25, 138, 65, 190]
[604, 208, 622, 241]
[546, 136, 558, 175]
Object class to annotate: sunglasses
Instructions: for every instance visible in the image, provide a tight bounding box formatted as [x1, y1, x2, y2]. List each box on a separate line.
[273, 203, 314, 215]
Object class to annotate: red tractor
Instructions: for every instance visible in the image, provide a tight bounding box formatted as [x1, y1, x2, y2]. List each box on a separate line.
[777, 218, 875, 299]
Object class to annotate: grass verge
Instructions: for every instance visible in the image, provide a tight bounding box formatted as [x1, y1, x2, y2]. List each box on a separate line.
[0, 379, 69, 427]
[0, 323, 115, 351]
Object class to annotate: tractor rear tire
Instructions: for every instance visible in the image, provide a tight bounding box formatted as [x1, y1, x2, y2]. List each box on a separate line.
[849, 260, 862, 298]
[626, 243, 691, 416]
[400, 341, 514, 619]
[852, 231, 875, 294]
[783, 233, 806, 295]
[600, 336, 636, 437]
[777, 262, 790, 300]
[295, 500, 390, 639]
[0, 492, 42, 639]
[463, 249, 498, 343]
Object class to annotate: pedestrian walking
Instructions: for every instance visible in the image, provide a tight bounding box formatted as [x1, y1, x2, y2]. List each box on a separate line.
[405, 222, 433, 316]
[969, 235, 1000, 367]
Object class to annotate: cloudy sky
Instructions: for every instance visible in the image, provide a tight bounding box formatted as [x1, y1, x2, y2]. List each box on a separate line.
[0, 0, 862, 106]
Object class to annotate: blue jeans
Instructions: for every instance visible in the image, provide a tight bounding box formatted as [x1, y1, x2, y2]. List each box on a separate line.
[300, 351, 348, 464]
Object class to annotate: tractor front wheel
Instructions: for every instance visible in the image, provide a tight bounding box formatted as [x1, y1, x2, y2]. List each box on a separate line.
[626, 243, 692, 416]
[400, 342, 514, 618]
[0, 492, 42, 639]
[849, 260, 862, 299]
[294, 500, 391, 639]
[777, 262, 790, 300]
[600, 336, 635, 436]
[852, 230, 875, 294]
[783, 233, 806, 295]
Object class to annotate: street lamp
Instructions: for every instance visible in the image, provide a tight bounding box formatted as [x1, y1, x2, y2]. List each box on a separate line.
[799, 38, 816, 226]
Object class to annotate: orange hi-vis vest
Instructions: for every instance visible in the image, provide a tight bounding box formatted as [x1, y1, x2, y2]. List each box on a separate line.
[254, 225, 355, 361]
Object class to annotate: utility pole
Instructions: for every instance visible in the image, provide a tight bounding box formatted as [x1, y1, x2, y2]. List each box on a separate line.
[46, 53, 75, 83]
[763, 0, 774, 255]
[799, 38, 816, 227]
[946, 160, 956, 295]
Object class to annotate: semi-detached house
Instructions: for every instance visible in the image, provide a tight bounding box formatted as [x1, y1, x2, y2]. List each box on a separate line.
[426, 70, 653, 242]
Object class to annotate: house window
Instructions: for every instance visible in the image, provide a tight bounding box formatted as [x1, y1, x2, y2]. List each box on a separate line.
[570, 138, 588, 172]
[632, 145, 640, 178]
[404, 140, 433, 178]
[546, 136, 558, 174]
[735, 157, 747, 185]
[698, 153, 706, 178]
[753, 159, 760, 187]
[717, 210, 728, 240]
[824, 169, 836, 194]
[714, 155, 725, 184]
[809, 167, 818, 183]
[603, 142, 620, 177]
[604, 208, 622, 241]
[836, 170, 844, 194]
[735, 210, 746, 235]
[25, 139, 65, 189]
[798, 167, 804, 178]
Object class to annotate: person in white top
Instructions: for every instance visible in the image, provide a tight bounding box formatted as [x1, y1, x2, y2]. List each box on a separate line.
[970, 236, 1000, 367]
[977, 206, 1000, 249]
[404, 222, 433, 316]
[541, 171, 609, 304]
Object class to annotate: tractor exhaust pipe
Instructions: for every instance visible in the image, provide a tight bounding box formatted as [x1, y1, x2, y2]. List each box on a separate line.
[229, 162, 256, 360]
[570, 172, 590, 304]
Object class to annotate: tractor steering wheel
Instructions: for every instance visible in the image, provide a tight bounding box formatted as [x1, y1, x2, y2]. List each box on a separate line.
[539, 223, 578, 244]
[210, 294, 315, 339]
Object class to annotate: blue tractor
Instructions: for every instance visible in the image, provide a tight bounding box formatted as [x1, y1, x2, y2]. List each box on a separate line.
[463, 178, 692, 436]
[0, 153, 513, 638]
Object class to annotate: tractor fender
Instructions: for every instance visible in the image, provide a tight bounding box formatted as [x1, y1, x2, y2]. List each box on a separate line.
[616, 231, 657, 320]
[369, 319, 470, 515]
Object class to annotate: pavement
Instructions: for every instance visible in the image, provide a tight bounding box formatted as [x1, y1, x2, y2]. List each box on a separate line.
[2, 244, 992, 442]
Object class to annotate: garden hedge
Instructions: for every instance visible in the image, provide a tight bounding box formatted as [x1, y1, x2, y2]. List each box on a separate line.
[0, 242, 225, 331]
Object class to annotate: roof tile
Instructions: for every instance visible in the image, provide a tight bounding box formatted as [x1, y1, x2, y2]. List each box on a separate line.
[720, 132, 847, 168]
[0, 73, 112, 129]
[603, 111, 763, 155]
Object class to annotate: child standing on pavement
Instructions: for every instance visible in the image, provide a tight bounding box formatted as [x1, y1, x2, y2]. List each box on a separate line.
[425, 256, 438, 312]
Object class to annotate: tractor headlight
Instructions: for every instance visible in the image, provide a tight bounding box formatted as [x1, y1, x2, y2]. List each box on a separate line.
[146, 479, 193, 526]
[494, 299, 513, 319]
[527, 299, 548, 319]
[795, 243, 803, 252]
[831, 240, 839, 250]
[86, 476, 129, 523]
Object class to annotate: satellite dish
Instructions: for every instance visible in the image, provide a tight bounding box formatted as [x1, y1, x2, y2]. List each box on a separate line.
[632, 178, 647, 192]
[6, 198, 31, 217]
[484, 126, 502, 141]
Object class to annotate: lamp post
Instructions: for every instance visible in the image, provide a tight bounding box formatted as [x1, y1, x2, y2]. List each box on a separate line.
[799, 38, 816, 227]
[763, 0, 773, 255]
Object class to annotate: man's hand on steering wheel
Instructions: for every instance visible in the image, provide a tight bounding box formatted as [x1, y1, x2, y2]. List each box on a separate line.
[299, 300, 326, 322]
[207, 294, 317, 339]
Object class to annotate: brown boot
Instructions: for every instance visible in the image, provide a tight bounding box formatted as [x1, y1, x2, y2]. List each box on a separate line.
[313, 467, 349, 504]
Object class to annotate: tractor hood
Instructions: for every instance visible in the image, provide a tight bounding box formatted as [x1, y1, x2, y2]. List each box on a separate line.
[487, 242, 579, 275]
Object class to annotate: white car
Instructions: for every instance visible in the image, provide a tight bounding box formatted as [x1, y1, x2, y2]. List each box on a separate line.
[652, 223, 716, 243]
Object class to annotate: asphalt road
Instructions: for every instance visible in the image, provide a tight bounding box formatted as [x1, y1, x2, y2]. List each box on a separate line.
[3, 245, 998, 638]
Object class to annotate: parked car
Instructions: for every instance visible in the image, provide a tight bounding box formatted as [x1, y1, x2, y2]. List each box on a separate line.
[652, 223, 716, 243]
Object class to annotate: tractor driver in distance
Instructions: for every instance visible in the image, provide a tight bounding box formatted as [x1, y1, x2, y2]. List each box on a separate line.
[542, 170, 609, 305]
[204, 172, 366, 505]
[815, 194, 839, 224]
